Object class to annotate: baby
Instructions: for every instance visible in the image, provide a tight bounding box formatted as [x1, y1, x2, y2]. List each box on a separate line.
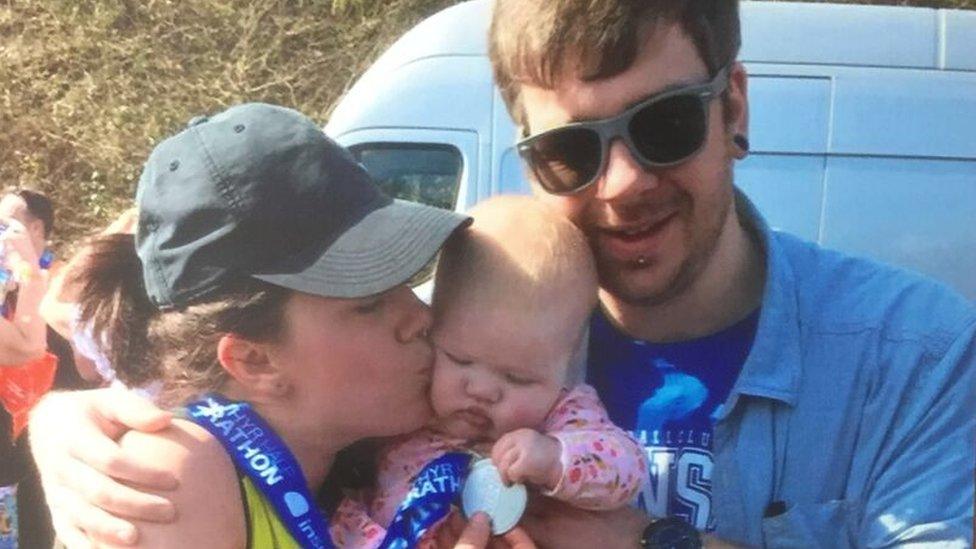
[332, 196, 647, 547]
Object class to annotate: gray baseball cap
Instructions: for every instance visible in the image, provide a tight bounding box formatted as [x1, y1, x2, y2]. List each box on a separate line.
[136, 103, 470, 310]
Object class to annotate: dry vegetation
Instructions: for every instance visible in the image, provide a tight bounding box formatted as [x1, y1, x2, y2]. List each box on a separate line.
[0, 0, 972, 249]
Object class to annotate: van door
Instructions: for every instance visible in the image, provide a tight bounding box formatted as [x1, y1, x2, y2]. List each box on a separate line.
[822, 67, 976, 299]
[735, 71, 832, 242]
[336, 128, 479, 214]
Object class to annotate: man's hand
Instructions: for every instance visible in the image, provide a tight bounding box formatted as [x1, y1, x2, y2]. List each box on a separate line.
[490, 428, 561, 489]
[29, 388, 178, 546]
[519, 496, 650, 549]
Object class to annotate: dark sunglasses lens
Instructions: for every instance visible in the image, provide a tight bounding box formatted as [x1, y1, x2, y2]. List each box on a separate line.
[629, 94, 707, 164]
[524, 128, 601, 193]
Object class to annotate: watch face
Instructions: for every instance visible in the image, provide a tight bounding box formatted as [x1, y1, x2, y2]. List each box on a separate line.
[645, 518, 702, 549]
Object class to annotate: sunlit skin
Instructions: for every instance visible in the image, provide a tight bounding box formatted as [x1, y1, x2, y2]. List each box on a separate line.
[261, 286, 438, 452]
[519, 23, 763, 343]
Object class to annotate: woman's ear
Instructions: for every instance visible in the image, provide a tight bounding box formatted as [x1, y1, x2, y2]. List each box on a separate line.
[217, 334, 290, 398]
[725, 61, 750, 159]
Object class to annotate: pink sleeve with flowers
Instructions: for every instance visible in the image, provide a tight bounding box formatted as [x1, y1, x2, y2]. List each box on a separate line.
[542, 383, 648, 510]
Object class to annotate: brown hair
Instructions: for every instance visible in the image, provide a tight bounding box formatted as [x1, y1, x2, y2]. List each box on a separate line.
[69, 233, 156, 386]
[149, 279, 291, 408]
[68, 235, 291, 399]
[488, 0, 742, 129]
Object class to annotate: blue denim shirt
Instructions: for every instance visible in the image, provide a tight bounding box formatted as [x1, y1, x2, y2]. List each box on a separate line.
[707, 196, 976, 547]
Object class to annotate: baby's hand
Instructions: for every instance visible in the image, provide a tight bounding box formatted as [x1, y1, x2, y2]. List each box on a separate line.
[490, 428, 561, 489]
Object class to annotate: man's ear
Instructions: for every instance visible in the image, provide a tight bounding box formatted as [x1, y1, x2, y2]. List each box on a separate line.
[217, 334, 289, 397]
[725, 61, 750, 159]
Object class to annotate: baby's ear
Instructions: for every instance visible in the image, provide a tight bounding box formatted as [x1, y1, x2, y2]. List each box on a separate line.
[217, 334, 289, 396]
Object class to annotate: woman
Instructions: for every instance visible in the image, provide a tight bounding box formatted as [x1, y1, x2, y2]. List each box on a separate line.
[30, 103, 520, 548]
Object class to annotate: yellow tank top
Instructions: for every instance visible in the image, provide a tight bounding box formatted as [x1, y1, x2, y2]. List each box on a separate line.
[239, 475, 301, 549]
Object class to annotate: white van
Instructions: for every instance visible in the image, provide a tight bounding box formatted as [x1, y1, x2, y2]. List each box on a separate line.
[326, 0, 976, 300]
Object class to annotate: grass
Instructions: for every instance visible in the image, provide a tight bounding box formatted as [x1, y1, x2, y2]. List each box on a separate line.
[0, 0, 972, 248]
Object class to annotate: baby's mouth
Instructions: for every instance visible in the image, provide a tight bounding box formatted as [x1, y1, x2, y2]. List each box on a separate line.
[454, 408, 492, 430]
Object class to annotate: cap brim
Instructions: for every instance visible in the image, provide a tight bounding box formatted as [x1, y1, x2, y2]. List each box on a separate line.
[253, 199, 470, 298]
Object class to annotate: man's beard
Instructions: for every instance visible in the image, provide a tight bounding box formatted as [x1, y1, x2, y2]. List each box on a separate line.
[595, 187, 733, 308]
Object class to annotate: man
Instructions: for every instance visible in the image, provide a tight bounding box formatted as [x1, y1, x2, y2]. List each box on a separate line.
[484, 1, 974, 547]
[26, 2, 976, 548]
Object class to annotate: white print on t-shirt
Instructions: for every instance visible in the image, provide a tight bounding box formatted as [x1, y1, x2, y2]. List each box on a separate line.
[635, 443, 715, 532]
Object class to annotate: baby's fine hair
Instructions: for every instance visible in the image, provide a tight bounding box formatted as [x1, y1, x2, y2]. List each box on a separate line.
[433, 195, 597, 321]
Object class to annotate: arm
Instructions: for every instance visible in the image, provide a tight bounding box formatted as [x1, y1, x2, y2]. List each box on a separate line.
[99, 419, 246, 549]
[539, 384, 647, 510]
[28, 388, 177, 546]
[39, 249, 81, 342]
[853, 322, 975, 546]
[519, 497, 744, 549]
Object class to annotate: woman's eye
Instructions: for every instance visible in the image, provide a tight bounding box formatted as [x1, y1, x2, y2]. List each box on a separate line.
[353, 298, 383, 314]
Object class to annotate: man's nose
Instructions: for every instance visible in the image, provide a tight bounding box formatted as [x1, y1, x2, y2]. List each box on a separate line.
[394, 286, 434, 344]
[595, 140, 658, 202]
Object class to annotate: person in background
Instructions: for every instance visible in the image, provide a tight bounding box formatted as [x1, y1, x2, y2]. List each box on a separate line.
[0, 187, 78, 549]
[41, 208, 160, 396]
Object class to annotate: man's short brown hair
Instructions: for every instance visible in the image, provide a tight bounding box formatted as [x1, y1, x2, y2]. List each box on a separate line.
[488, 0, 741, 130]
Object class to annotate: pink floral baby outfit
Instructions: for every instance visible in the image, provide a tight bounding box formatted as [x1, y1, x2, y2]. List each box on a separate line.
[330, 384, 648, 548]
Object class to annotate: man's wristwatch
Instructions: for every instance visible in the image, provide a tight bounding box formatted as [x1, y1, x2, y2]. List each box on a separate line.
[639, 517, 702, 549]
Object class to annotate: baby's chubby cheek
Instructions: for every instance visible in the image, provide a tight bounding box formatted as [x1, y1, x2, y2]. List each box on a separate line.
[495, 400, 552, 434]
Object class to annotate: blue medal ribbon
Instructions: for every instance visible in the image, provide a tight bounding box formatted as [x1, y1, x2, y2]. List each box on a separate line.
[186, 393, 473, 549]
[378, 451, 472, 549]
[185, 394, 334, 549]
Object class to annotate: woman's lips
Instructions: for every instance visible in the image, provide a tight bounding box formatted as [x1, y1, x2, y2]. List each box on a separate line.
[597, 212, 678, 262]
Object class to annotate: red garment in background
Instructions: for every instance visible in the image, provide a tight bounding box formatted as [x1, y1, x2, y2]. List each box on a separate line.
[0, 353, 57, 440]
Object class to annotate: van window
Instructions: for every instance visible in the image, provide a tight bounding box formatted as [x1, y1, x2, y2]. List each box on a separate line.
[349, 143, 462, 210]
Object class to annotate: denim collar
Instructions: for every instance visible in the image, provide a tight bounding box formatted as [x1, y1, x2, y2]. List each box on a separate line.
[714, 189, 803, 420]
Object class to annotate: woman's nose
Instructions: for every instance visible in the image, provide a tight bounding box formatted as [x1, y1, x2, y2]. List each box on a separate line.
[393, 286, 434, 344]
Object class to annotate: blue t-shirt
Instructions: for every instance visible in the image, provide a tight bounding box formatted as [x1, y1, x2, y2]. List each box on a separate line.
[586, 308, 759, 531]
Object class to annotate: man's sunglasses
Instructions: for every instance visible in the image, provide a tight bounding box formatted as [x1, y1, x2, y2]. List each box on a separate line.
[516, 64, 731, 195]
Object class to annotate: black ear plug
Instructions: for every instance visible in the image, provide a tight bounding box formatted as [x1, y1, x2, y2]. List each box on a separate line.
[733, 134, 750, 153]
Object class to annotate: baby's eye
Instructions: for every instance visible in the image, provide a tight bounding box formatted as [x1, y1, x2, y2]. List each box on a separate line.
[504, 373, 535, 386]
[444, 351, 473, 366]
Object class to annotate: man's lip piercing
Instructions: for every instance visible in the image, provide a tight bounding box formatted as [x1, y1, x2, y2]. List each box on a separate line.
[636, 256, 648, 266]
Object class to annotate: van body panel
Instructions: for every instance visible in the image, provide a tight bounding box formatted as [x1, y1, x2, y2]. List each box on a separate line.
[822, 156, 976, 293]
[945, 10, 976, 70]
[326, 0, 976, 300]
[830, 69, 976, 158]
[739, 2, 938, 68]
[747, 75, 830, 154]
[736, 154, 826, 242]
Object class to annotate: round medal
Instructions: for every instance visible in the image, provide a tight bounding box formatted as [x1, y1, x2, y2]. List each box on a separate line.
[461, 458, 527, 534]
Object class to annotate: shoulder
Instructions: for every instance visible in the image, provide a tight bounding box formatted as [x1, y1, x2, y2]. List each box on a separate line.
[116, 418, 246, 548]
[772, 231, 976, 348]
